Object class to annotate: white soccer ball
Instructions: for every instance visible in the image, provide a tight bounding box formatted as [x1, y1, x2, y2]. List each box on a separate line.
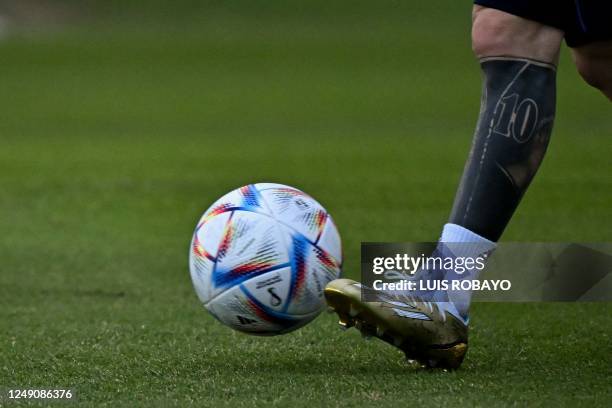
[189, 183, 342, 335]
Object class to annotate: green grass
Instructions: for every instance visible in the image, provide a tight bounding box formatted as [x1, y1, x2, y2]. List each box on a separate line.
[1, 1, 611, 406]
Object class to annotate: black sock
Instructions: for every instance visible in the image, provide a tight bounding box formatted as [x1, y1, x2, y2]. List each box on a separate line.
[449, 57, 557, 242]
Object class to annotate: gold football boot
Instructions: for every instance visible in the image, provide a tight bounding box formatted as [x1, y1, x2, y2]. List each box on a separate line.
[325, 278, 468, 369]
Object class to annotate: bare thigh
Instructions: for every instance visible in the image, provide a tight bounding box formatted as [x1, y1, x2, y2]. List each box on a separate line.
[472, 6, 564, 64]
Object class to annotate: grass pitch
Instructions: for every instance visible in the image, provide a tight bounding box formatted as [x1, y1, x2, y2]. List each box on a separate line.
[1, 1, 611, 406]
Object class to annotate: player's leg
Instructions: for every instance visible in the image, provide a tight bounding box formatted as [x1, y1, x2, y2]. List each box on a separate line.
[451, 6, 563, 242]
[572, 41, 612, 100]
[424, 6, 564, 321]
[325, 6, 564, 369]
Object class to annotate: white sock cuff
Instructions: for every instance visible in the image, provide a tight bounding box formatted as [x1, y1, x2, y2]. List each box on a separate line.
[439, 223, 496, 259]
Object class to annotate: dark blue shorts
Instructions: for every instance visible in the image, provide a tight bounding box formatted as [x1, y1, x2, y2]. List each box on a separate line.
[474, 0, 612, 47]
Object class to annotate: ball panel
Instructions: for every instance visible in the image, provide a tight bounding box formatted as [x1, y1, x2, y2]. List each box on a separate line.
[240, 267, 293, 313]
[194, 210, 231, 259]
[200, 184, 270, 222]
[258, 186, 327, 243]
[189, 238, 215, 304]
[206, 284, 277, 334]
[316, 215, 342, 264]
[206, 283, 319, 335]
[200, 190, 242, 219]
[285, 229, 342, 315]
[254, 183, 306, 193]
[211, 211, 289, 296]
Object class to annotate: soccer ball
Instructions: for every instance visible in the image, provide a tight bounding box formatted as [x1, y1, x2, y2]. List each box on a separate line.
[189, 183, 342, 335]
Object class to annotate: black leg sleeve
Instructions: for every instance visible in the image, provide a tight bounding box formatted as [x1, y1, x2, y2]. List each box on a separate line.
[449, 57, 557, 241]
